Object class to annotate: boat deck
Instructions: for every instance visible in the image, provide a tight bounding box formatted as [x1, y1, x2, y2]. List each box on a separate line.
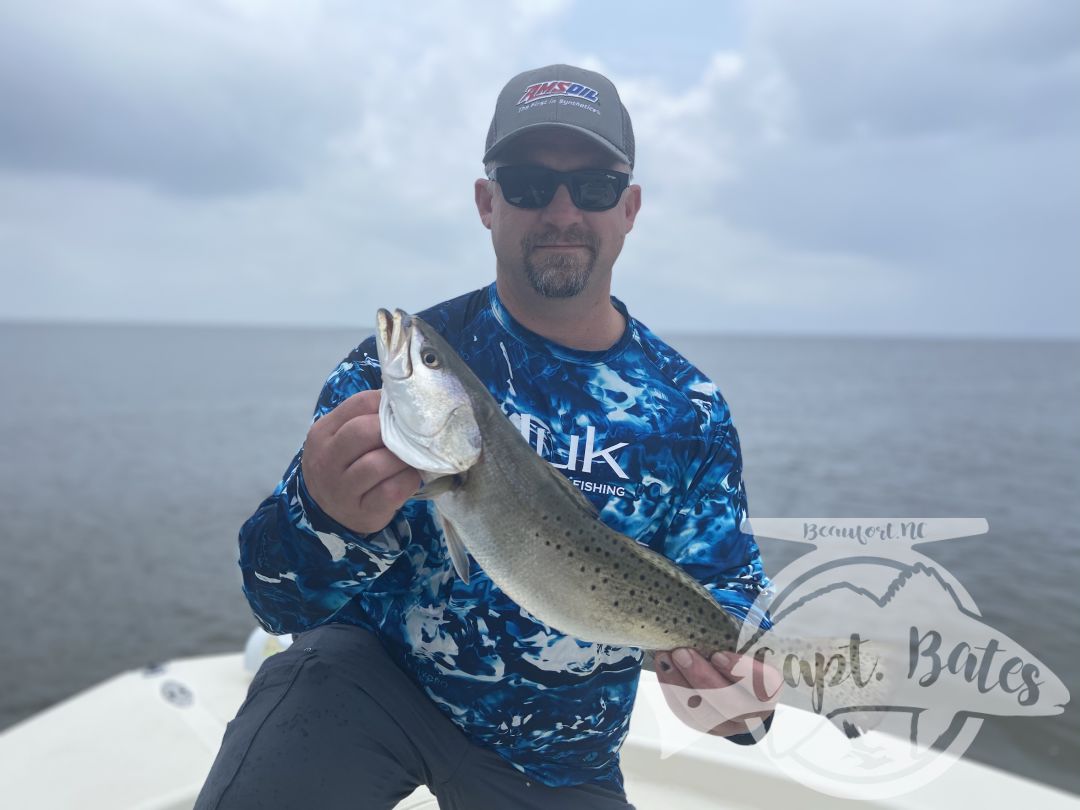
[1, 648, 1076, 809]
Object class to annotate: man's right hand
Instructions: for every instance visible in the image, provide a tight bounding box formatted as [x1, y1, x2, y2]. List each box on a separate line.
[300, 390, 422, 535]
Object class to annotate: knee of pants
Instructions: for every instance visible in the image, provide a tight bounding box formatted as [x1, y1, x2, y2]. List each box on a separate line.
[196, 639, 428, 809]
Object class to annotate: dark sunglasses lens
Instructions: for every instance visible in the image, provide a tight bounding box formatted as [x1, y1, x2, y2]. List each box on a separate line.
[496, 167, 556, 209]
[495, 167, 627, 211]
[570, 172, 623, 210]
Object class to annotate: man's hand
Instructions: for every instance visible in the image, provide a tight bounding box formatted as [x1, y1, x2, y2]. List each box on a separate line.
[655, 648, 782, 740]
[300, 390, 422, 535]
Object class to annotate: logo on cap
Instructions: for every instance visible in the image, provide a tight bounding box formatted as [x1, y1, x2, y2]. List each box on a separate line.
[517, 81, 599, 106]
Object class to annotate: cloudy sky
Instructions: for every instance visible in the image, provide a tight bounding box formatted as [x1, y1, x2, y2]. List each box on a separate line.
[1, 0, 1076, 337]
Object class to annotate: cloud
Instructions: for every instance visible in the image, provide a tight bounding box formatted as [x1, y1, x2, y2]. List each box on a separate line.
[0, 0, 571, 323]
[611, 0, 1080, 334]
[0, 0, 570, 196]
[0, 2, 344, 194]
[0, 0, 1075, 336]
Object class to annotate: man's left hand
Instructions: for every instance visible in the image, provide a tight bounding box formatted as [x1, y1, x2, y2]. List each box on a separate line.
[655, 648, 782, 740]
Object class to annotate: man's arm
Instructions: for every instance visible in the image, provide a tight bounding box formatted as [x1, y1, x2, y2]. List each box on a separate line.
[653, 402, 778, 742]
[239, 342, 425, 635]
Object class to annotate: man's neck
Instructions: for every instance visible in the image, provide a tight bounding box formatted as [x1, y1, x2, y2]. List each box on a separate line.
[495, 272, 626, 352]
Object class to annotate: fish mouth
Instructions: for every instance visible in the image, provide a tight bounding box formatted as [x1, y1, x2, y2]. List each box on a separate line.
[375, 307, 466, 436]
[376, 308, 393, 349]
[376, 307, 415, 380]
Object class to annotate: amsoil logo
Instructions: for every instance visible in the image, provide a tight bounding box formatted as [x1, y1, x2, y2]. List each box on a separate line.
[516, 80, 600, 105]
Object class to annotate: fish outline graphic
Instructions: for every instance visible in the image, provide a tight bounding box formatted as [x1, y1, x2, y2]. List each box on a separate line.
[670, 517, 1072, 800]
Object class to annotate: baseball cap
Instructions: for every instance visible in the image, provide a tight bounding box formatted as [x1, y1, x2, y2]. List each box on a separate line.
[483, 64, 635, 169]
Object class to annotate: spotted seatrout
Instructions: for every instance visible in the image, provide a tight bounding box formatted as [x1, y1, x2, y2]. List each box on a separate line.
[375, 308, 894, 737]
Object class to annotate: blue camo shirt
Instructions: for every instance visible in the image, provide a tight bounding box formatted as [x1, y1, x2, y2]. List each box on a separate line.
[239, 283, 772, 791]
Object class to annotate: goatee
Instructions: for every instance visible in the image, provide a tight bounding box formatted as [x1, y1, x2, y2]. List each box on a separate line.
[521, 226, 599, 299]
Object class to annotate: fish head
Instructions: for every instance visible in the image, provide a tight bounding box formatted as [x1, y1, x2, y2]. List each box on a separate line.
[375, 308, 482, 476]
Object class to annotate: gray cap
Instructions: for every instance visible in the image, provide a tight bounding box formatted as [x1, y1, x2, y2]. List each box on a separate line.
[483, 64, 635, 169]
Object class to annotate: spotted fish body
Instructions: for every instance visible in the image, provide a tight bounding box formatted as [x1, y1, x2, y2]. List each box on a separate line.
[376, 308, 892, 736]
[377, 307, 741, 652]
[438, 399, 744, 656]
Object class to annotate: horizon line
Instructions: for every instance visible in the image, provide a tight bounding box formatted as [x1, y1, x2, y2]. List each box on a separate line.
[1, 315, 1077, 344]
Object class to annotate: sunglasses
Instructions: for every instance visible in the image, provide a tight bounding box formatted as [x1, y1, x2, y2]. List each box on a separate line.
[489, 165, 630, 212]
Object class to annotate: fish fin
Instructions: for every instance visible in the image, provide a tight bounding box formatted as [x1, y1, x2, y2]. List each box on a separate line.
[827, 711, 873, 739]
[413, 474, 463, 500]
[910, 708, 961, 751]
[541, 464, 598, 518]
[436, 508, 471, 583]
[789, 634, 901, 739]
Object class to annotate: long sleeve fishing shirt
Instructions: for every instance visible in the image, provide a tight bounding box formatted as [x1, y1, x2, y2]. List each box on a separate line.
[238, 283, 773, 792]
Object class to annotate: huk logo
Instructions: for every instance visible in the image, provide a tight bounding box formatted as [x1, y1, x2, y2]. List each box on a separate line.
[510, 412, 629, 480]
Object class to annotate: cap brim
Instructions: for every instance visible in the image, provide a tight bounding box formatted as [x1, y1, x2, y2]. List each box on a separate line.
[483, 122, 631, 167]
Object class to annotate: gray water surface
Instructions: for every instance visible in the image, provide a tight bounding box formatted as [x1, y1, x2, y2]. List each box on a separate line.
[0, 322, 1076, 796]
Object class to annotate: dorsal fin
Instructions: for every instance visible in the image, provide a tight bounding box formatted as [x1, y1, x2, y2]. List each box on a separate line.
[540, 462, 599, 518]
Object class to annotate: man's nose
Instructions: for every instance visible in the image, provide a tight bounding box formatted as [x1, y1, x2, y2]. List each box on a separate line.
[540, 182, 583, 225]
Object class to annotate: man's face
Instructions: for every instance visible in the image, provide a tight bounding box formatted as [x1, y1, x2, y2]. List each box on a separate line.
[475, 130, 641, 299]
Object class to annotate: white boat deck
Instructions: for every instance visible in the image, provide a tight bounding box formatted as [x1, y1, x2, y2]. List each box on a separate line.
[1, 647, 1076, 809]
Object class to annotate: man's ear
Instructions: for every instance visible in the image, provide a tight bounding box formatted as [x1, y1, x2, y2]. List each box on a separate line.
[622, 183, 642, 234]
[475, 179, 494, 230]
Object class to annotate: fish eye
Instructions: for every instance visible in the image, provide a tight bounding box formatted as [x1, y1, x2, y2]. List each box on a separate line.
[420, 347, 441, 368]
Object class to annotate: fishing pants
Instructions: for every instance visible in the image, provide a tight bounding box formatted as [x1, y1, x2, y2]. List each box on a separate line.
[194, 622, 635, 809]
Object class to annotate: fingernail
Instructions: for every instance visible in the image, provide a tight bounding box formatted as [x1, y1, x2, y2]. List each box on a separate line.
[656, 654, 671, 672]
[673, 648, 693, 669]
[712, 651, 734, 668]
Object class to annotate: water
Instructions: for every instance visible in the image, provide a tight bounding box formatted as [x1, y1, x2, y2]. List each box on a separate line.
[1, 322, 1077, 796]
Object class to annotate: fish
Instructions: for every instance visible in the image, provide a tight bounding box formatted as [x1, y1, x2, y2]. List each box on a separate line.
[374, 307, 896, 737]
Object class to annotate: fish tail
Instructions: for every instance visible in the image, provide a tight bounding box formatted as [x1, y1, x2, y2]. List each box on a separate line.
[747, 633, 903, 739]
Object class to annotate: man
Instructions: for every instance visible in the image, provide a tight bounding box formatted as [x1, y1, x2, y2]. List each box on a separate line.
[196, 64, 777, 810]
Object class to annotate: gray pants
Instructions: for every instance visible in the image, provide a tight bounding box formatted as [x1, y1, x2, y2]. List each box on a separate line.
[194, 623, 634, 809]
